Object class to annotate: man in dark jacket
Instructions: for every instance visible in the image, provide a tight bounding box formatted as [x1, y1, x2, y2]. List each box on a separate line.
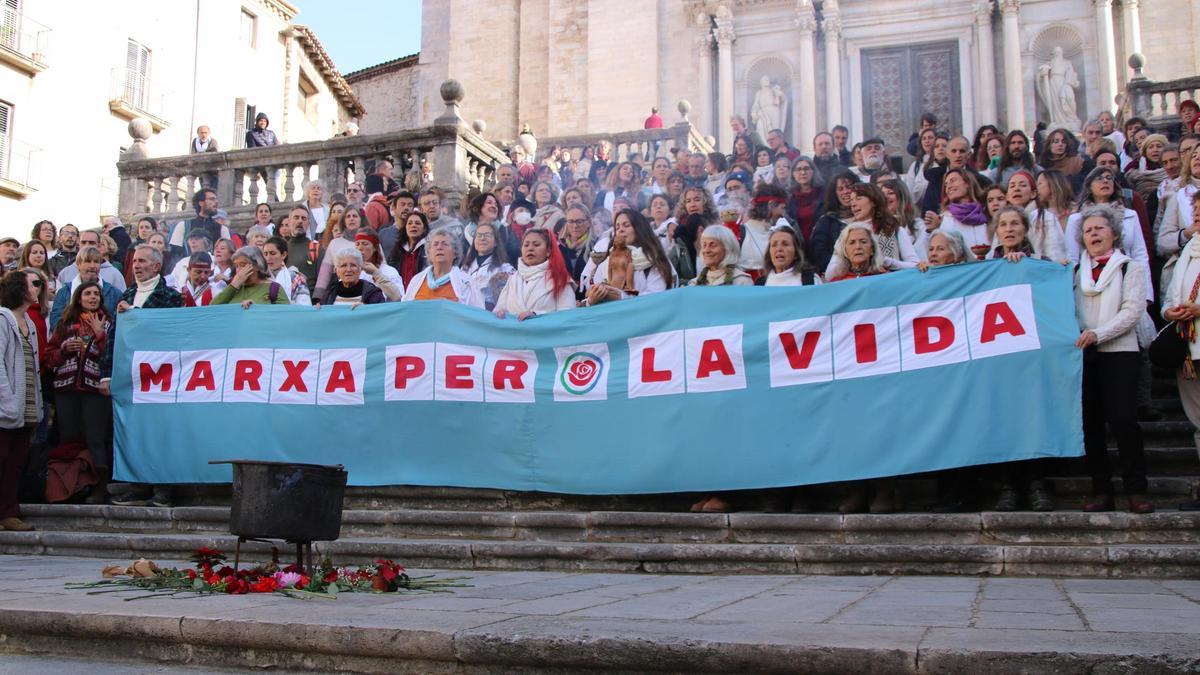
[106, 244, 182, 508]
[920, 136, 993, 216]
[245, 112, 279, 148]
[168, 189, 225, 262]
[284, 206, 318, 290]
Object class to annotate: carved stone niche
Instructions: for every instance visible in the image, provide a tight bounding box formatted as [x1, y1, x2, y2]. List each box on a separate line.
[742, 56, 794, 146]
[1030, 23, 1088, 133]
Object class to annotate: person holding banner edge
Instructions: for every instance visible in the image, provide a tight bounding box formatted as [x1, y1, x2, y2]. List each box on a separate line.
[1075, 205, 1153, 514]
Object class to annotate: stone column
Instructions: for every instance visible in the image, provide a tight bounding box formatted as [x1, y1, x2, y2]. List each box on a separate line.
[1001, 0, 1025, 131]
[696, 32, 715, 139]
[1095, 0, 1119, 113]
[823, 0, 843, 129]
[714, 15, 736, 152]
[1121, 0, 1142, 64]
[796, 2, 818, 153]
[975, 1, 998, 126]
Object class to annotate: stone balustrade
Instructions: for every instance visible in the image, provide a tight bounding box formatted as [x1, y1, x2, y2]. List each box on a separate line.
[1124, 54, 1199, 131]
[116, 79, 509, 228]
[115, 85, 713, 229]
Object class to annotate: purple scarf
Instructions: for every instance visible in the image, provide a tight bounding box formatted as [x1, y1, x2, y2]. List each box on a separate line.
[948, 201, 988, 226]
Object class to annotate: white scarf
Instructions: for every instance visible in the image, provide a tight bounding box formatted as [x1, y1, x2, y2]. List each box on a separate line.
[1078, 248, 1130, 327]
[626, 245, 652, 271]
[508, 260, 556, 314]
[765, 268, 804, 286]
[193, 137, 210, 152]
[133, 276, 159, 308]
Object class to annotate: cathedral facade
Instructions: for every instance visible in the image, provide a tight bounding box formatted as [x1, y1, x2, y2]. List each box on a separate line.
[354, 0, 1199, 152]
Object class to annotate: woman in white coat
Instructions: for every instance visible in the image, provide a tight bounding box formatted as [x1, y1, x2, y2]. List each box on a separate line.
[1065, 167, 1154, 303]
[585, 209, 676, 304]
[924, 168, 992, 260]
[1162, 190, 1200, 511]
[1001, 170, 1068, 262]
[493, 229, 576, 320]
[402, 230, 484, 308]
[353, 231, 403, 301]
[1074, 205, 1153, 514]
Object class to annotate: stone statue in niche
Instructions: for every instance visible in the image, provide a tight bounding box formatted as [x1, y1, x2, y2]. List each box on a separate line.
[1037, 47, 1082, 132]
[750, 77, 787, 143]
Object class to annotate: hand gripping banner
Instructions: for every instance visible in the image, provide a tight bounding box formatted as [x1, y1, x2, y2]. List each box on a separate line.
[112, 259, 1084, 493]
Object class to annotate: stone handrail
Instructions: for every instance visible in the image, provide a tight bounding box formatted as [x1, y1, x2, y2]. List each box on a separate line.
[1124, 54, 1198, 131]
[526, 121, 714, 166]
[116, 80, 509, 228]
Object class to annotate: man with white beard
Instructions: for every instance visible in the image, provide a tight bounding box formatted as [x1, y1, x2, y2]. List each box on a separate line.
[851, 138, 887, 181]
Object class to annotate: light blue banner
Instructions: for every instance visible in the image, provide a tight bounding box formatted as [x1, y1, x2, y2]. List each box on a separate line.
[112, 259, 1083, 493]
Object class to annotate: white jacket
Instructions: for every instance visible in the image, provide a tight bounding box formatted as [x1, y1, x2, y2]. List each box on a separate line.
[494, 260, 575, 316]
[1065, 207, 1153, 301]
[1162, 235, 1200, 359]
[402, 266, 485, 308]
[1075, 251, 1146, 353]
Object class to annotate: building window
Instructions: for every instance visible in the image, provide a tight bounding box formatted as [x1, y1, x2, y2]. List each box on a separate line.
[0, 100, 11, 180]
[298, 72, 318, 125]
[240, 9, 256, 49]
[1, 0, 21, 52]
[124, 38, 151, 112]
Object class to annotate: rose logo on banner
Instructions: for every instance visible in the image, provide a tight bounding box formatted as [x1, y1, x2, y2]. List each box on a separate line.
[553, 344, 609, 401]
[562, 353, 601, 394]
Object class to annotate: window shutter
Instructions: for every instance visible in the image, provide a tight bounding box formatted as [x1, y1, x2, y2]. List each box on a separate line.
[1, 0, 20, 52]
[0, 101, 11, 179]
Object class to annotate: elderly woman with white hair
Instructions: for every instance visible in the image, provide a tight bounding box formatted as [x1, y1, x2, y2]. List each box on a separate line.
[211, 246, 290, 307]
[302, 180, 329, 236]
[320, 247, 385, 306]
[245, 225, 271, 249]
[826, 222, 887, 282]
[402, 229, 484, 307]
[918, 228, 971, 270]
[689, 225, 752, 287]
[1074, 204, 1153, 514]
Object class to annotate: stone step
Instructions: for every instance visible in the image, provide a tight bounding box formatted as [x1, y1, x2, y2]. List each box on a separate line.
[1, 528, 1197, 577]
[18, 504, 1200, 546]
[4, 557, 1198, 674]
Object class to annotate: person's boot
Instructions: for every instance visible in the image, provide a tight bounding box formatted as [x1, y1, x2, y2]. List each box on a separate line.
[993, 484, 1019, 512]
[869, 480, 896, 514]
[1127, 493, 1155, 514]
[1028, 480, 1055, 512]
[84, 479, 109, 505]
[1083, 493, 1115, 512]
[150, 486, 174, 508]
[838, 484, 868, 514]
[0, 517, 34, 531]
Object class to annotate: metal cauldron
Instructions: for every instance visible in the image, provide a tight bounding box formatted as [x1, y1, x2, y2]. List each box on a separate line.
[210, 460, 348, 571]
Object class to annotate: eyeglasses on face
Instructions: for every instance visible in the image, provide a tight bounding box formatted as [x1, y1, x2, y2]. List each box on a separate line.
[30, 279, 43, 288]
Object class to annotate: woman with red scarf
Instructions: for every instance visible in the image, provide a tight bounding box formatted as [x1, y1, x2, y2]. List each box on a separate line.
[493, 228, 575, 320]
[44, 281, 114, 503]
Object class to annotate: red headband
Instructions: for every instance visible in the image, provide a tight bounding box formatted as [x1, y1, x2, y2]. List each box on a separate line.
[752, 196, 785, 205]
[354, 230, 380, 246]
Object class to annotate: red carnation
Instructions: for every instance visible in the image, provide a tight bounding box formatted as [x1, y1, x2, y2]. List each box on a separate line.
[249, 578, 278, 593]
[323, 570, 339, 584]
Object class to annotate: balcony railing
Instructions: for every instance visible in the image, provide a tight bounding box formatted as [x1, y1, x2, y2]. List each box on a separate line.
[0, 138, 41, 198]
[115, 82, 714, 229]
[109, 68, 171, 130]
[1123, 55, 1198, 132]
[0, 8, 49, 74]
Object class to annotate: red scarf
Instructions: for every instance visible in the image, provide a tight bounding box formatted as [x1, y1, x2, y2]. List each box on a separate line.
[1090, 253, 1112, 282]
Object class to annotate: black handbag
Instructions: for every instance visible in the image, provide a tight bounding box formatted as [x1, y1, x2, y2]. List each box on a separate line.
[1149, 322, 1189, 369]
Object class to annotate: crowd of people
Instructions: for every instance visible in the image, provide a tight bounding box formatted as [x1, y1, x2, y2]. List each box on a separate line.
[2, 104, 1200, 528]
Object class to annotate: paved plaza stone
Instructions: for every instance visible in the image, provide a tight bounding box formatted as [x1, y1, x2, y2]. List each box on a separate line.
[0, 556, 1198, 672]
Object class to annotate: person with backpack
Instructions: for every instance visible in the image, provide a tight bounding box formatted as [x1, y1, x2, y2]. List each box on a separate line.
[210, 246, 290, 308]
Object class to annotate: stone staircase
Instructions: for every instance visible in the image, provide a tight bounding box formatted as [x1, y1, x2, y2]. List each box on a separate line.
[3, 372, 1198, 579]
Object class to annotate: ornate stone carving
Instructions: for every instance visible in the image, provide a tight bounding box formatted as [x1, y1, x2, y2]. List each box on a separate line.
[822, 16, 841, 36]
[1001, 0, 1020, 14]
[714, 22, 735, 45]
[973, 0, 994, 24]
[796, 3, 817, 33]
[695, 33, 714, 58]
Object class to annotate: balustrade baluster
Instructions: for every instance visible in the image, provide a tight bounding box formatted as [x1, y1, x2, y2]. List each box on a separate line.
[262, 167, 277, 203]
[283, 165, 296, 202]
[248, 170, 261, 205]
